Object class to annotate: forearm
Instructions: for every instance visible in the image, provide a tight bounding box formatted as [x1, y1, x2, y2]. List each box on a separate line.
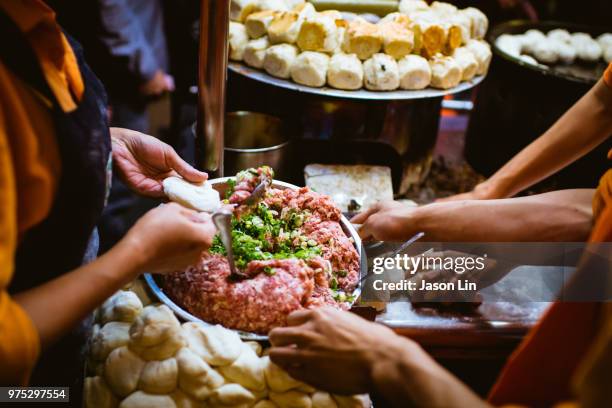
[413, 189, 594, 242]
[371, 339, 488, 408]
[483, 79, 612, 198]
[13, 237, 145, 349]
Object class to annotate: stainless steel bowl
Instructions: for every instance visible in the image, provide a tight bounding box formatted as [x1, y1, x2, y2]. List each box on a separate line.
[145, 178, 363, 341]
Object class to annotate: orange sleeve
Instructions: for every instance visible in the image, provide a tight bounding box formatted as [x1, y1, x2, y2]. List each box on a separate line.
[605, 63, 612, 88]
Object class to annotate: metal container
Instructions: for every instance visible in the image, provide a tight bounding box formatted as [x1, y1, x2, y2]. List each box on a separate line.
[144, 178, 364, 341]
[224, 111, 291, 178]
[465, 20, 611, 190]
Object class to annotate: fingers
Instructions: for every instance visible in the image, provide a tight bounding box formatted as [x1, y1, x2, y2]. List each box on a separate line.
[357, 219, 374, 240]
[350, 204, 379, 224]
[286, 309, 315, 326]
[269, 346, 311, 368]
[167, 148, 208, 183]
[269, 327, 313, 347]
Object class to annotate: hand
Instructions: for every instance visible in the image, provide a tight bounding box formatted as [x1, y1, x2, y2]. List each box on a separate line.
[350, 201, 419, 241]
[268, 307, 414, 395]
[121, 203, 216, 274]
[140, 70, 175, 96]
[111, 127, 207, 197]
[436, 181, 500, 202]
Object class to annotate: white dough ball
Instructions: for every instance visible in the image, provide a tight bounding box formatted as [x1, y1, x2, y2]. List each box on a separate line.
[465, 39, 492, 75]
[547, 28, 571, 43]
[104, 346, 146, 397]
[532, 39, 559, 64]
[362, 53, 400, 91]
[576, 38, 603, 62]
[244, 36, 271, 69]
[84, 376, 118, 408]
[397, 54, 431, 90]
[453, 47, 479, 81]
[182, 322, 242, 366]
[597, 33, 612, 49]
[327, 53, 364, 90]
[429, 54, 462, 89]
[496, 34, 522, 57]
[98, 291, 143, 324]
[119, 391, 176, 408]
[129, 305, 186, 361]
[264, 43, 299, 78]
[90, 321, 131, 362]
[229, 22, 250, 61]
[291, 51, 330, 87]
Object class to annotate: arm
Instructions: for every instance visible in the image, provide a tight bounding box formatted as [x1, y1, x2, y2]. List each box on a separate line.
[269, 308, 489, 408]
[354, 189, 594, 242]
[444, 78, 612, 201]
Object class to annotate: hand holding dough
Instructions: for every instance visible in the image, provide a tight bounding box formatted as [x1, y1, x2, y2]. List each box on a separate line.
[163, 177, 221, 213]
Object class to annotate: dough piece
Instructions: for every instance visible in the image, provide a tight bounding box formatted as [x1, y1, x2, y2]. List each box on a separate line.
[99, 291, 143, 324]
[398, 54, 431, 90]
[84, 376, 118, 408]
[245, 341, 263, 356]
[163, 176, 221, 213]
[129, 305, 186, 361]
[90, 321, 131, 362]
[449, 13, 471, 45]
[604, 45, 612, 63]
[532, 39, 559, 64]
[209, 383, 256, 406]
[218, 343, 266, 391]
[327, 53, 364, 90]
[176, 348, 225, 401]
[255, 401, 280, 408]
[379, 22, 414, 59]
[268, 3, 316, 44]
[429, 54, 461, 89]
[412, 15, 446, 58]
[495, 34, 522, 57]
[138, 357, 178, 394]
[105, 346, 146, 397]
[547, 28, 571, 43]
[430, 1, 457, 15]
[452, 47, 478, 81]
[291, 51, 329, 87]
[171, 390, 200, 408]
[597, 33, 612, 49]
[264, 44, 299, 78]
[244, 36, 271, 69]
[466, 39, 492, 75]
[576, 39, 603, 62]
[125, 279, 153, 306]
[553, 40, 577, 64]
[229, 22, 250, 61]
[257, 0, 290, 13]
[521, 29, 546, 55]
[231, 0, 260, 22]
[262, 356, 302, 392]
[312, 392, 337, 408]
[460, 7, 488, 40]
[246, 10, 280, 39]
[570, 32, 592, 48]
[119, 391, 176, 408]
[445, 22, 465, 54]
[182, 322, 242, 366]
[398, 0, 429, 15]
[363, 53, 400, 91]
[342, 18, 383, 60]
[332, 395, 371, 408]
[297, 13, 340, 53]
[269, 391, 312, 408]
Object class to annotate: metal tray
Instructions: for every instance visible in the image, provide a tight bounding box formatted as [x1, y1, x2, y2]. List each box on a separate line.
[145, 177, 364, 341]
[229, 62, 485, 101]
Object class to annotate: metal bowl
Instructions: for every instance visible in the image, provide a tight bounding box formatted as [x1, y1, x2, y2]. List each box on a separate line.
[145, 177, 364, 341]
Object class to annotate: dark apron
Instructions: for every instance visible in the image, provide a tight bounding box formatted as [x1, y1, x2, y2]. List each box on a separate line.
[0, 9, 111, 403]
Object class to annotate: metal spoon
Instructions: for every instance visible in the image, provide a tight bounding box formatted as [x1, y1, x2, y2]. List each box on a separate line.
[212, 207, 247, 279]
[360, 231, 425, 283]
[242, 180, 268, 206]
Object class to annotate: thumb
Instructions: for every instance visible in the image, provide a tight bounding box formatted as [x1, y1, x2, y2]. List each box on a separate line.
[167, 149, 208, 183]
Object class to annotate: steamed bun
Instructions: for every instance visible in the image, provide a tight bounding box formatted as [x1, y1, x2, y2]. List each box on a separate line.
[163, 177, 221, 213]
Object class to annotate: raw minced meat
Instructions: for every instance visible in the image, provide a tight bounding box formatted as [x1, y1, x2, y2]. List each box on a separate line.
[163, 168, 360, 334]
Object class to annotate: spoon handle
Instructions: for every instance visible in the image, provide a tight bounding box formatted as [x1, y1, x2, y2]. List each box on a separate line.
[212, 208, 238, 276]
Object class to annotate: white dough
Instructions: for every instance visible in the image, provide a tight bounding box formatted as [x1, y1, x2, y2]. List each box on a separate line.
[327, 53, 364, 90]
[291, 51, 330, 87]
[460, 7, 488, 39]
[397, 54, 431, 90]
[429, 54, 461, 89]
[532, 38, 559, 64]
[576, 38, 602, 62]
[175, 347, 225, 400]
[104, 346, 146, 397]
[597, 33, 612, 49]
[496, 34, 522, 57]
[453, 47, 478, 81]
[547, 28, 571, 43]
[119, 391, 176, 408]
[229, 22, 249, 61]
[218, 343, 266, 391]
[519, 54, 539, 66]
[90, 321, 131, 362]
[163, 176, 221, 213]
[553, 40, 577, 64]
[182, 322, 243, 366]
[521, 29, 546, 54]
[264, 43, 298, 78]
[466, 39, 492, 75]
[129, 305, 186, 361]
[244, 36, 271, 68]
[363, 53, 400, 91]
[98, 291, 143, 324]
[209, 383, 256, 406]
[138, 357, 178, 394]
[269, 390, 312, 408]
[84, 376, 118, 408]
[604, 45, 612, 63]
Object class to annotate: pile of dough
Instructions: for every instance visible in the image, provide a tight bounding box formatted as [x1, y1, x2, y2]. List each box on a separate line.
[327, 53, 364, 90]
[291, 51, 330, 87]
[246, 10, 279, 39]
[264, 43, 299, 78]
[268, 3, 316, 44]
[398, 54, 431, 90]
[465, 39, 492, 76]
[244, 36, 271, 68]
[452, 47, 478, 81]
[379, 21, 414, 60]
[342, 18, 383, 60]
[429, 54, 461, 89]
[98, 291, 143, 324]
[85, 292, 373, 408]
[363, 53, 400, 91]
[162, 176, 221, 213]
[229, 22, 249, 61]
[297, 12, 341, 53]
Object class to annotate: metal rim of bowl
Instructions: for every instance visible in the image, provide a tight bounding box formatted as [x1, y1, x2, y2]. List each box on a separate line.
[224, 140, 290, 154]
[145, 177, 364, 341]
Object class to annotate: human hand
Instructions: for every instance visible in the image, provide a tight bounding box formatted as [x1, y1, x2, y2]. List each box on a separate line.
[121, 203, 216, 274]
[111, 127, 207, 197]
[268, 307, 414, 395]
[140, 70, 175, 96]
[436, 181, 500, 202]
[350, 201, 419, 241]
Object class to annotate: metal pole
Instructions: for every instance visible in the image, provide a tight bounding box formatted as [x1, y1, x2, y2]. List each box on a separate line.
[196, 0, 230, 177]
